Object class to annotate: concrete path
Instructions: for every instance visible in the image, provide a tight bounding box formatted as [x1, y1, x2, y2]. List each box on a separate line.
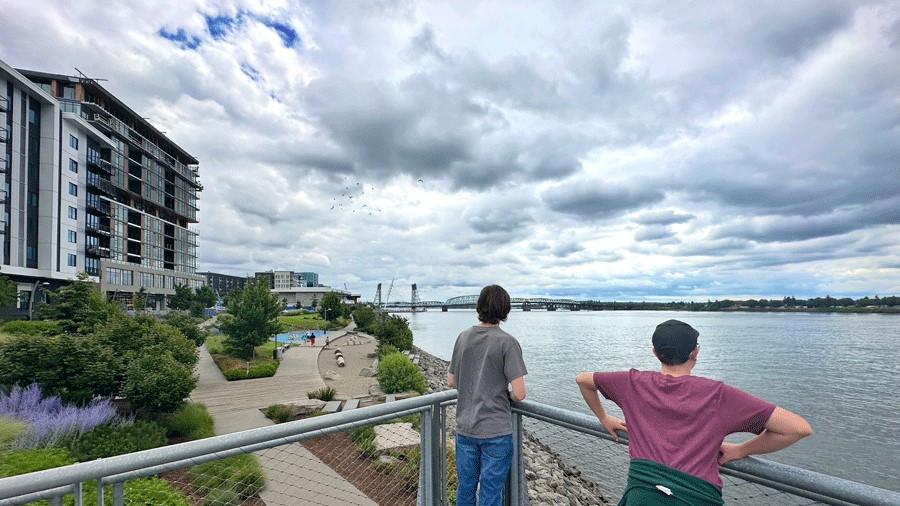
[190, 325, 376, 505]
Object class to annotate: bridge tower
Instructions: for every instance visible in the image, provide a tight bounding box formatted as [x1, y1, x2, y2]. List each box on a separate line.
[374, 283, 382, 307]
[411, 283, 421, 310]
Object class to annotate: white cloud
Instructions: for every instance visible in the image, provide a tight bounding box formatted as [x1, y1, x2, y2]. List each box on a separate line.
[2, 0, 898, 301]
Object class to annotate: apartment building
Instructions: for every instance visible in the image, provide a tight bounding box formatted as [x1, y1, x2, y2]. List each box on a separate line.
[0, 58, 203, 311]
[197, 271, 247, 298]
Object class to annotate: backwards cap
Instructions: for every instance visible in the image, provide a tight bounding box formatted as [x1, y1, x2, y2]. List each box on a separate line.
[651, 319, 699, 356]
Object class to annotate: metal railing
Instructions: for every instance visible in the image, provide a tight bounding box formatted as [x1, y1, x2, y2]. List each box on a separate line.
[0, 391, 897, 506]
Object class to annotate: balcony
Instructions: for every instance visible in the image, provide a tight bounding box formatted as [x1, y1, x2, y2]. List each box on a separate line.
[86, 154, 113, 174]
[0, 392, 897, 506]
[86, 175, 115, 196]
[0, 94, 8, 112]
[85, 245, 111, 258]
[86, 199, 111, 216]
[0, 126, 8, 143]
[85, 222, 111, 236]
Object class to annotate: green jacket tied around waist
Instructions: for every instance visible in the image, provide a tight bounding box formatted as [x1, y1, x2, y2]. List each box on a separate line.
[618, 459, 723, 506]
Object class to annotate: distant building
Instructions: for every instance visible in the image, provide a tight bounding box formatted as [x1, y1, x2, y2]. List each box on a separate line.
[273, 286, 360, 308]
[1, 58, 203, 312]
[255, 270, 319, 289]
[296, 271, 318, 287]
[197, 272, 247, 298]
[254, 271, 274, 289]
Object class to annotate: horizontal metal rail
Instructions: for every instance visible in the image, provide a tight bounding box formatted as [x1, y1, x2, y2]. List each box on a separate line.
[511, 399, 900, 506]
[2, 391, 898, 506]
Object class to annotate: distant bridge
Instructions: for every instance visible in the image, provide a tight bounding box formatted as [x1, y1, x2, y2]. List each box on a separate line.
[383, 294, 591, 311]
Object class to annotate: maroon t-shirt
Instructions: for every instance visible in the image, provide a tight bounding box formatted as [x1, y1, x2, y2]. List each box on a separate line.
[594, 369, 776, 487]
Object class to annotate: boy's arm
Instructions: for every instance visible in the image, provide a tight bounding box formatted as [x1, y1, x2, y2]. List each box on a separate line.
[447, 372, 457, 388]
[509, 376, 526, 401]
[719, 407, 812, 464]
[576, 372, 627, 441]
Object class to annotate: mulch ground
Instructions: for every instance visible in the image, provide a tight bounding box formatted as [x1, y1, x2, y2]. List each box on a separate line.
[302, 431, 417, 506]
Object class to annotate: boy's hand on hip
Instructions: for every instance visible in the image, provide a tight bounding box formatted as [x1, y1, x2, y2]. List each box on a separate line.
[600, 415, 627, 442]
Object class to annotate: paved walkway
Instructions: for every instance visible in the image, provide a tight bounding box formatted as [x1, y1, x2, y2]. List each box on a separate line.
[190, 323, 376, 505]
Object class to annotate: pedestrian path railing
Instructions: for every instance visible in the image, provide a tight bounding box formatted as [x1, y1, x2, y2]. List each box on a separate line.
[1, 390, 897, 505]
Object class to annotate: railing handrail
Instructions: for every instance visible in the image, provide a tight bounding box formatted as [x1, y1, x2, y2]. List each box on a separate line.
[0, 390, 458, 501]
[1, 391, 898, 506]
[511, 399, 900, 506]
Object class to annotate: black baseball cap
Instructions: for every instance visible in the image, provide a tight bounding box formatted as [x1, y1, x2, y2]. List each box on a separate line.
[652, 320, 699, 356]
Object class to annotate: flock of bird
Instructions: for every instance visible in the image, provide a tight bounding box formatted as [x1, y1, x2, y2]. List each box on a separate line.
[328, 176, 425, 215]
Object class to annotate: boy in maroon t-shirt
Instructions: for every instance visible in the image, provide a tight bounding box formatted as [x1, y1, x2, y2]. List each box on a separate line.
[576, 320, 812, 505]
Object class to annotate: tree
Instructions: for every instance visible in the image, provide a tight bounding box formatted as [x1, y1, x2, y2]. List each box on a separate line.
[219, 280, 284, 359]
[168, 283, 195, 311]
[132, 287, 147, 312]
[39, 273, 119, 334]
[0, 274, 17, 307]
[195, 285, 217, 309]
[320, 292, 344, 322]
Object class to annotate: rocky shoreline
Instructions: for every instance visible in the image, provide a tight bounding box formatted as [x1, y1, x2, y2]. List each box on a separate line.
[413, 346, 611, 505]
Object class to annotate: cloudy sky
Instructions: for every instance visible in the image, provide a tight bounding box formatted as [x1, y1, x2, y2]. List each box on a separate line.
[2, 1, 899, 302]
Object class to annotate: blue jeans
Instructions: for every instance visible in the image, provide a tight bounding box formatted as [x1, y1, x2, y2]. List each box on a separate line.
[455, 433, 514, 506]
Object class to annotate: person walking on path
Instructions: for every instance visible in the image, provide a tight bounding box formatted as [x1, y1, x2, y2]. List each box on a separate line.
[448, 284, 528, 506]
[576, 319, 812, 505]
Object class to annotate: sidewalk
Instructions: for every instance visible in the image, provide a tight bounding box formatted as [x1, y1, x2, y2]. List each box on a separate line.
[190, 324, 376, 505]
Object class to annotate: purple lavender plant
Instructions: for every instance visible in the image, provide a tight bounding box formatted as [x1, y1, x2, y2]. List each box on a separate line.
[0, 383, 123, 448]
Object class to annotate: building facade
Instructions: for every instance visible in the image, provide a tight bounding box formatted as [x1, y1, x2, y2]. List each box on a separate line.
[197, 271, 247, 299]
[0, 58, 203, 311]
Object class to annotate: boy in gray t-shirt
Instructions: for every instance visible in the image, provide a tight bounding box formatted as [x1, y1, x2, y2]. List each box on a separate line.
[448, 284, 527, 506]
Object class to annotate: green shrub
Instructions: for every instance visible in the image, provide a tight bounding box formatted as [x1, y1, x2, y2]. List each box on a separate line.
[0, 447, 75, 477]
[223, 361, 278, 380]
[158, 403, 215, 440]
[264, 404, 293, 423]
[122, 353, 197, 413]
[350, 425, 377, 456]
[373, 314, 413, 351]
[203, 488, 241, 506]
[57, 477, 190, 506]
[0, 416, 27, 447]
[62, 421, 167, 462]
[163, 312, 208, 346]
[351, 305, 378, 333]
[306, 386, 336, 401]
[0, 320, 62, 336]
[377, 352, 426, 394]
[190, 454, 266, 500]
[375, 343, 399, 359]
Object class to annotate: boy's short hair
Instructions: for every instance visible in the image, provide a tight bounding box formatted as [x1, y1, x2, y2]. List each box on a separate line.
[477, 285, 511, 324]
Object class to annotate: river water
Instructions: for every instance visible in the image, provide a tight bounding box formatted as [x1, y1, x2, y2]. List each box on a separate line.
[401, 309, 900, 491]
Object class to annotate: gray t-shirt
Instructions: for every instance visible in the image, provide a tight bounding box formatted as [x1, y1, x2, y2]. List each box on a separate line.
[449, 325, 528, 438]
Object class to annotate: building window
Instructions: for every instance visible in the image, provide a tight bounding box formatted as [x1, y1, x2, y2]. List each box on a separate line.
[141, 272, 154, 288]
[69, 135, 78, 149]
[122, 270, 133, 286]
[106, 267, 121, 285]
[68, 206, 77, 219]
[68, 183, 77, 196]
[69, 159, 78, 173]
[67, 254, 76, 267]
[67, 230, 76, 243]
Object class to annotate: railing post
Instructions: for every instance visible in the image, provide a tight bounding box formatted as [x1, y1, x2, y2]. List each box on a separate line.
[112, 481, 124, 506]
[441, 403, 448, 503]
[418, 401, 443, 505]
[504, 411, 525, 506]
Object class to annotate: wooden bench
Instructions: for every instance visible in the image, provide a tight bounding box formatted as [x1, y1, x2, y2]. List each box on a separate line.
[343, 399, 360, 411]
[322, 400, 342, 413]
[385, 394, 396, 403]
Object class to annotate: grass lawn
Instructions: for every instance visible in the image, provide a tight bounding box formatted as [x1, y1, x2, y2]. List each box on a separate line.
[206, 333, 278, 379]
[278, 313, 324, 328]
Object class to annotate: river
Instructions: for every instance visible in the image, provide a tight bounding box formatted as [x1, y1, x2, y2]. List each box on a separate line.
[400, 309, 900, 491]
